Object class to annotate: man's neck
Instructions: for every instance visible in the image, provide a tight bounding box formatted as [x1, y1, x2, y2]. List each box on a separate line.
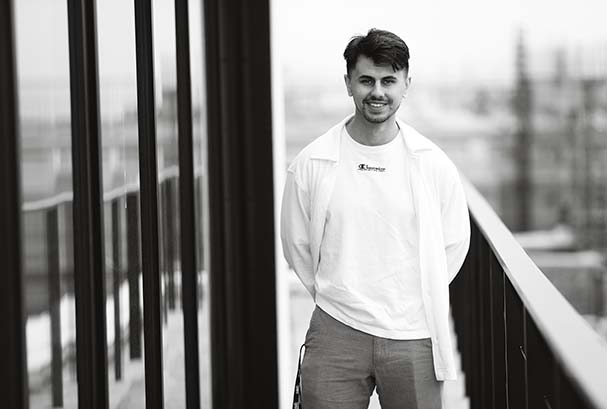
[346, 114, 400, 146]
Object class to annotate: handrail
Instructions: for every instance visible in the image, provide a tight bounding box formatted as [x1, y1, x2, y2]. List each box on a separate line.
[20, 164, 198, 212]
[463, 178, 607, 409]
[22, 166, 202, 402]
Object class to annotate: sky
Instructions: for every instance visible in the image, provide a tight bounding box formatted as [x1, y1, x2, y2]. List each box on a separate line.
[275, 0, 607, 86]
[13, 0, 607, 90]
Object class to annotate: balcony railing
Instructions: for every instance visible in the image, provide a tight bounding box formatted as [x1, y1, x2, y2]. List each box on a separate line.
[21, 165, 205, 407]
[451, 180, 607, 409]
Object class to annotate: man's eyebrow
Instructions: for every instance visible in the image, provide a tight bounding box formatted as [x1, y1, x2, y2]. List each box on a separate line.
[357, 74, 398, 80]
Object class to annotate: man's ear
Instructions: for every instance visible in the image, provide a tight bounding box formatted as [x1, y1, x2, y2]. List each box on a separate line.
[403, 75, 412, 97]
[344, 74, 352, 97]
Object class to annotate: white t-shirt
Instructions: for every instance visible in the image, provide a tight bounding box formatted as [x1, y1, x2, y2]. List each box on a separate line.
[315, 127, 430, 340]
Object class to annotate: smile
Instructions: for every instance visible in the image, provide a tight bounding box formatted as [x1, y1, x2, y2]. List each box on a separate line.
[366, 101, 387, 108]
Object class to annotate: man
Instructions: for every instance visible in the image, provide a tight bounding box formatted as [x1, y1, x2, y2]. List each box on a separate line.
[281, 29, 470, 409]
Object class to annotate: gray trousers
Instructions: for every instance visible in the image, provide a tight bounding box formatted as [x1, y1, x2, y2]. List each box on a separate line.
[301, 306, 442, 409]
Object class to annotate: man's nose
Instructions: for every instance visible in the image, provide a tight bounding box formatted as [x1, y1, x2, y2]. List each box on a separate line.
[370, 82, 385, 98]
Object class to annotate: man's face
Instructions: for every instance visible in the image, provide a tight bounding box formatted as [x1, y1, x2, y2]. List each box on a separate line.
[344, 55, 411, 124]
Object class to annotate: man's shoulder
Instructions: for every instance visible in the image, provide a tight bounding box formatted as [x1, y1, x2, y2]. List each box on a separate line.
[398, 121, 459, 179]
[399, 121, 452, 161]
[288, 118, 346, 172]
[292, 129, 335, 161]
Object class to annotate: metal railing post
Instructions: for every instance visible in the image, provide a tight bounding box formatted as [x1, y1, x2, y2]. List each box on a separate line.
[526, 313, 556, 409]
[175, 1, 203, 404]
[480, 237, 494, 409]
[475, 228, 487, 409]
[468, 221, 480, 408]
[111, 199, 123, 380]
[452, 181, 607, 409]
[67, 0, 110, 406]
[204, 0, 279, 405]
[127, 192, 142, 360]
[47, 207, 64, 407]
[134, 0, 165, 402]
[165, 178, 176, 310]
[0, 1, 29, 407]
[490, 253, 507, 409]
[63, 202, 78, 379]
[505, 275, 528, 409]
[159, 181, 168, 325]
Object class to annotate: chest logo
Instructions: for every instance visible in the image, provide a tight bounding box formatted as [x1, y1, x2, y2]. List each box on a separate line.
[358, 163, 386, 172]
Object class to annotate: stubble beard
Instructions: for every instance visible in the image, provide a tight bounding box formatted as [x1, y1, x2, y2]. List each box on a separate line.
[358, 99, 401, 124]
[362, 109, 391, 123]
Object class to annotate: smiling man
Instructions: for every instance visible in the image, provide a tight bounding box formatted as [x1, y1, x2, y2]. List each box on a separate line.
[281, 29, 471, 409]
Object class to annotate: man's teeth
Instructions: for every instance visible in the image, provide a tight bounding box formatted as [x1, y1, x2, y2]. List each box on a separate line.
[369, 102, 384, 107]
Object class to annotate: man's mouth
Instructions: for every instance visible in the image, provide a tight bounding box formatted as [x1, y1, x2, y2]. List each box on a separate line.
[366, 100, 388, 109]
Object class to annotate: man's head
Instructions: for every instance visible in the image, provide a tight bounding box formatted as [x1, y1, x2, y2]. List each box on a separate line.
[343, 29, 410, 78]
[343, 29, 411, 125]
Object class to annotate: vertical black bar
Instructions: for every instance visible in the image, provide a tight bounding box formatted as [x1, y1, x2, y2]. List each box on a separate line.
[204, 0, 228, 401]
[473, 232, 488, 408]
[66, 0, 109, 408]
[491, 254, 507, 409]
[462, 225, 477, 399]
[449, 232, 466, 359]
[526, 314, 555, 409]
[47, 207, 64, 407]
[0, 1, 29, 408]
[175, 1, 202, 407]
[467, 221, 479, 406]
[523, 311, 528, 409]
[127, 192, 142, 360]
[480, 237, 494, 409]
[505, 280, 526, 409]
[457, 237, 469, 396]
[63, 202, 78, 378]
[158, 183, 168, 324]
[204, 0, 279, 407]
[165, 179, 176, 310]
[112, 199, 123, 380]
[134, 0, 164, 407]
[503, 271, 510, 409]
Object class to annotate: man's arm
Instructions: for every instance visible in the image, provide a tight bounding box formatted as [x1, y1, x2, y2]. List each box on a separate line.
[280, 169, 316, 298]
[441, 164, 471, 283]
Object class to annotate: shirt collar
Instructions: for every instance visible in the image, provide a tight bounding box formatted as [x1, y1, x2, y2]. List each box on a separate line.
[310, 114, 435, 162]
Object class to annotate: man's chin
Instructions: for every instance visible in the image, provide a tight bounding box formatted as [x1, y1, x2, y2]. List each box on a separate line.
[362, 111, 392, 124]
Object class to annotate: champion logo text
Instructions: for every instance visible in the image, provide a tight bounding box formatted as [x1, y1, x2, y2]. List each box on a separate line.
[357, 163, 386, 172]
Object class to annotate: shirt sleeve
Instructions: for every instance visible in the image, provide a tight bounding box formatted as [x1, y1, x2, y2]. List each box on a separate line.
[441, 165, 471, 283]
[280, 169, 316, 299]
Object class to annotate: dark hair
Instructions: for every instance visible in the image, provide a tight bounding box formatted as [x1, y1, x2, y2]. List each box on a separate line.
[343, 29, 410, 76]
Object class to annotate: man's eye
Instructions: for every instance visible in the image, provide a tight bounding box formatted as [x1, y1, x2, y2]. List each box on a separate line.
[360, 79, 372, 85]
[382, 79, 395, 85]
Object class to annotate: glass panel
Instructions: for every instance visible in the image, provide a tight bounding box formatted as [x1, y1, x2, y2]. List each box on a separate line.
[189, 0, 212, 406]
[15, 1, 78, 408]
[152, 1, 187, 407]
[96, 1, 145, 407]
